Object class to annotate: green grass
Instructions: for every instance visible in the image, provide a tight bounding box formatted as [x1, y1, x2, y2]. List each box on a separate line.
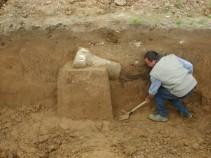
[176, 20, 182, 26]
[207, 14, 211, 19]
[129, 16, 142, 25]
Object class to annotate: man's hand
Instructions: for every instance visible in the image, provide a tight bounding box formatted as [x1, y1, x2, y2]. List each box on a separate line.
[145, 94, 154, 103]
[145, 96, 151, 103]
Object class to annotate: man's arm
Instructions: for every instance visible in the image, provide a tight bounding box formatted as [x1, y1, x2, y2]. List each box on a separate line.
[177, 56, 193, 74]
[145, 77, 161, 103]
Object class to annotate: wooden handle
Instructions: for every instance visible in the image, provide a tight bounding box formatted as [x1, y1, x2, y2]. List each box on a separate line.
[130, 101, 147, 113]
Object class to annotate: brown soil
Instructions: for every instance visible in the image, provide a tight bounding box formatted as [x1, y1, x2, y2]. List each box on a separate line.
[0, 99, 211, 158]
[0, 0, 7, 8]
[0, 1, 211, 158]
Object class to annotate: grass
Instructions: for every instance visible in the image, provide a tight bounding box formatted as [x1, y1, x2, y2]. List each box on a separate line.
[176, 20, 182, 27]
[129, 16, 142, 25]
[207, 14, 211, 19]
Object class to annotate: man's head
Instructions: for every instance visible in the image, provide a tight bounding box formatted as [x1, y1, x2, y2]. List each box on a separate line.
[144, 51, 160, 68]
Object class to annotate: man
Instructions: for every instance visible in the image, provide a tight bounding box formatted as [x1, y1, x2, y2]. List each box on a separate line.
[144, 50, 197, 122]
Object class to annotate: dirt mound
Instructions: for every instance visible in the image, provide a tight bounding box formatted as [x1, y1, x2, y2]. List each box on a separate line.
[1, 0, 210, 17]
[0, 0, 211, 34]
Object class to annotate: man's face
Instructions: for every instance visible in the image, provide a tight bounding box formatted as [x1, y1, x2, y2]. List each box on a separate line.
[144, 58, 156, 68]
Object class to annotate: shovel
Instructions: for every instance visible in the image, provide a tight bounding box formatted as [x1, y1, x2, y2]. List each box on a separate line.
[119, 100, 147, 121]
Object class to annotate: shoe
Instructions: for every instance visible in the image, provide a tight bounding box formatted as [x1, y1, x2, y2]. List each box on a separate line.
[180, 112, 192, 119]
[148, 113, 168, 122]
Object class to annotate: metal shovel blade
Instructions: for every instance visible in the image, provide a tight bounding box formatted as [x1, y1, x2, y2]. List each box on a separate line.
[119, 112, 131, 121]
[119, 101, 147, 121]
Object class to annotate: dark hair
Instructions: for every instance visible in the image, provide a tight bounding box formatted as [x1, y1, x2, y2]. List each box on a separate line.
[144, 50, 161, 61]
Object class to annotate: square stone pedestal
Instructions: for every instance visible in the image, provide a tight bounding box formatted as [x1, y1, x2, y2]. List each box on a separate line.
[57, 63, 113, 120]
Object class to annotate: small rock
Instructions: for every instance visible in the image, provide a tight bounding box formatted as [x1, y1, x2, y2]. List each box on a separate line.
[134, 60, 140, 65]
[98, 41, 105, 45]
[114, 0, 127, 6]
[169, 148, 177, 154]
[183, 141, 189, 146]
[48, 144, 57, 152]
[134, 41, 143, 47]
[144, 149, 149, 153]
[45, 1, 52, 5]
[192, 143, 200, 149]
[179, 40, 185, 44]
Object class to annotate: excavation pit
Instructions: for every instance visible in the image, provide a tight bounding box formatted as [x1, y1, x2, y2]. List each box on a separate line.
[0, 19, 211, 158]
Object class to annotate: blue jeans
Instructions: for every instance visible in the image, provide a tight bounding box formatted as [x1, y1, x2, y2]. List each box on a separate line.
[155, 87, 191, 117]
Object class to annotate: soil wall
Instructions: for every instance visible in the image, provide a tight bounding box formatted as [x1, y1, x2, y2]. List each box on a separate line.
[0, 28, 211, 115]
[0, 0, 6, 8]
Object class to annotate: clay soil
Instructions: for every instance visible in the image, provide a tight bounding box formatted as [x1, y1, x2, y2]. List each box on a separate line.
[0, 0, 211, 158]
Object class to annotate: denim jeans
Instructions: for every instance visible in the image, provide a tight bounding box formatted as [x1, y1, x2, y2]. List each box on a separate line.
[155, 87, 191, 117]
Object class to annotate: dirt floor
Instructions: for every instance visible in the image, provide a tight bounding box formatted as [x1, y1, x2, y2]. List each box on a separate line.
[0, 98, 211, 158]
[0, 0, 211, 158]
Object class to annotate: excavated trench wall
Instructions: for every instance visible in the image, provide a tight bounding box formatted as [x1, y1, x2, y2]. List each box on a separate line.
[0, 0, 7, 8]
[0, 28, 211, 118]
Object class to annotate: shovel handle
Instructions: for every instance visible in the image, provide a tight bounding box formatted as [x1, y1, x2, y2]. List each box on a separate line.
[130, 100, 147, 113]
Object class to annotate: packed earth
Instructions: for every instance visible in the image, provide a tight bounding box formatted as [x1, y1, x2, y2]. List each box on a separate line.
[0, 0, 211, 158]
